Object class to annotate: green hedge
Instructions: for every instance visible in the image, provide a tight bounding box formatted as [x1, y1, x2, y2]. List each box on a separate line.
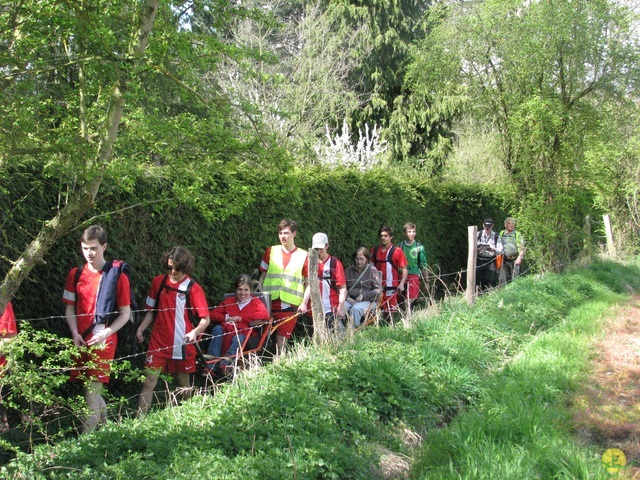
[0, 165, 506, 332]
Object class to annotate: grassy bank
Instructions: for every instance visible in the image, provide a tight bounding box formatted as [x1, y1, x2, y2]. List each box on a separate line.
[3, 259, 639, 479]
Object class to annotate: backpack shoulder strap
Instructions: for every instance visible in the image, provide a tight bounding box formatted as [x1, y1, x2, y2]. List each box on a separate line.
[154, 275, 198, 324]
[73, 264, 84, 287]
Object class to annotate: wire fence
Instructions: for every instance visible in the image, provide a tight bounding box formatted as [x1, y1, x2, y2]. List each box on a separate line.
[0, 233, 613, 449]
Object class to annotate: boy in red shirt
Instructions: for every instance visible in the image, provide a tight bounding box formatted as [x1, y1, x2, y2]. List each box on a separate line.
[299, 233, 347, 331]
[62, 225, 131, 433]
[371, 225, 408, 319]
[136, 246, 209, 415]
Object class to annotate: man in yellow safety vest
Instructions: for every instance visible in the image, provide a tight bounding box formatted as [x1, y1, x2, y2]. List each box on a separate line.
[258, 219, 308, 355]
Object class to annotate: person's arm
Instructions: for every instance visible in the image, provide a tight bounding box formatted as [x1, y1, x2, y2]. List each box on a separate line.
[258, 271, 266, 291]
[209, 302, 228, 324]
[136, 310, 154, 343]
[397, 267, 408, 293]
[298, 285, 310, 313]
[184, 284, 211, 343]
[336, 286, 347, 318]
[86, 305, 131, 346]
[362, 269, 382, 302]
[185, 315, 210, 343]
[516, 237, 526, 266]
[65, 304, 86, 347]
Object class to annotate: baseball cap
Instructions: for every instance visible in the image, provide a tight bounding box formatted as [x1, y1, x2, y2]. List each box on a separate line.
[483, 218, 494, 226]
[312, 232, 329, 249]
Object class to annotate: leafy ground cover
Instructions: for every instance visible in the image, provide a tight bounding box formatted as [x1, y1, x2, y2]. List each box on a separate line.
[2, 259, 639, 479]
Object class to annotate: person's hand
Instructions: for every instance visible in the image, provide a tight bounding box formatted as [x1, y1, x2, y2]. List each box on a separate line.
[336, 303, 346, 318]
[71, 331, 86, 347]
[297, 301, 308, 313]
[515, 256, 523, 266]
[136, 328, 145, 343]
[184, 330, 198, 344]
[87, 327, 112, 346]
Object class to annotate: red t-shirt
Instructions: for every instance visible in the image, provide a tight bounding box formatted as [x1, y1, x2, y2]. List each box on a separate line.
[307, 255, 345, 314]
[0, 302, 17, 369]
[145, 274, 209, 360]
[370, 245, 408, 289]
[210, 295, 269, 353]
[62, 266, 131, 342]
[209, 295, 269, 330]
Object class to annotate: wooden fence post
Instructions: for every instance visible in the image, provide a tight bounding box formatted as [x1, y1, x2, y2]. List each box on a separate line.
[308, 248, 327, 345]
[583, 214, 592, 254]
[603, 214, 615, 256]
[466, 225, 477, 306]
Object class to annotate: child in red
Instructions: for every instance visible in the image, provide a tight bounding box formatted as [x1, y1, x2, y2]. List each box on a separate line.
[370, 225, 408, 314]
[62, 225, 131, 433]
[299, 233, 347, 330]
[206, 274, 269, 375]
[136, 246, 209, 414]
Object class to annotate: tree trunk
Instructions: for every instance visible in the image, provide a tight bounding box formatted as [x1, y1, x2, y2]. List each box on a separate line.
[0, 0, 159, 313]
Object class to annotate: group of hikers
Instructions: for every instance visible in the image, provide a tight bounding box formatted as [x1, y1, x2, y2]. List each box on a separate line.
[0, 216, 524, 433]
[476, 217, 526, 290]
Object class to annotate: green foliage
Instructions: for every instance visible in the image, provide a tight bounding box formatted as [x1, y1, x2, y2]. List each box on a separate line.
[319, 0, 429, 133]
[412, 259, 640, 479]
[4, 259, 638, 478]
[1, 164, 505, 332]
[407, 0, 640, 267]
[0, 324, 88, 455]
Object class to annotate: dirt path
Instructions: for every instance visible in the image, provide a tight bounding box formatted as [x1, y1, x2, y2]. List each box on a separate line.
[573, 295, 640, 478]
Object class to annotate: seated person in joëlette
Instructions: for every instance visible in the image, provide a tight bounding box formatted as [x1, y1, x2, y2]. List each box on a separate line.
[345, 246, 382, 328]
[205, 274, 269, 375]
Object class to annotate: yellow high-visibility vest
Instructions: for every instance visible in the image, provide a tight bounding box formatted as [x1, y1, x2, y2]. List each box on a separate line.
[262, 247, 307, 305]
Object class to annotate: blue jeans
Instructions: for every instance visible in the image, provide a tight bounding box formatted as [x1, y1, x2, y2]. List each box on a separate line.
[207, 324, 246, 367]
[346, 301, 371, 327]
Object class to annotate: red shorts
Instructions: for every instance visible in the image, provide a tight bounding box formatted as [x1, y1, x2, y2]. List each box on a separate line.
[381, 290, 399, 313]
[272, 310, 298, 338]
[406, 275, 420, 301]
[144, 351, 196, 374]
[70, 336, 117, 384]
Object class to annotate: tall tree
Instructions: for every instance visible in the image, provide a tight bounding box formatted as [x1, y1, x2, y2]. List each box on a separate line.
[324, 0, 430, 131]
[407, 0, 640, 267]
[0, 0, 262, 311]
[210, 0, 372, 159]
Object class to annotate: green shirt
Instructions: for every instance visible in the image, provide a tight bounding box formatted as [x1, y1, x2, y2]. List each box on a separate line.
[400, 240, 428, 275]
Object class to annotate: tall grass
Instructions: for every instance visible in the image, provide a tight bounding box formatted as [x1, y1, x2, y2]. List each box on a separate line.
[2, 259, 638, 479]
